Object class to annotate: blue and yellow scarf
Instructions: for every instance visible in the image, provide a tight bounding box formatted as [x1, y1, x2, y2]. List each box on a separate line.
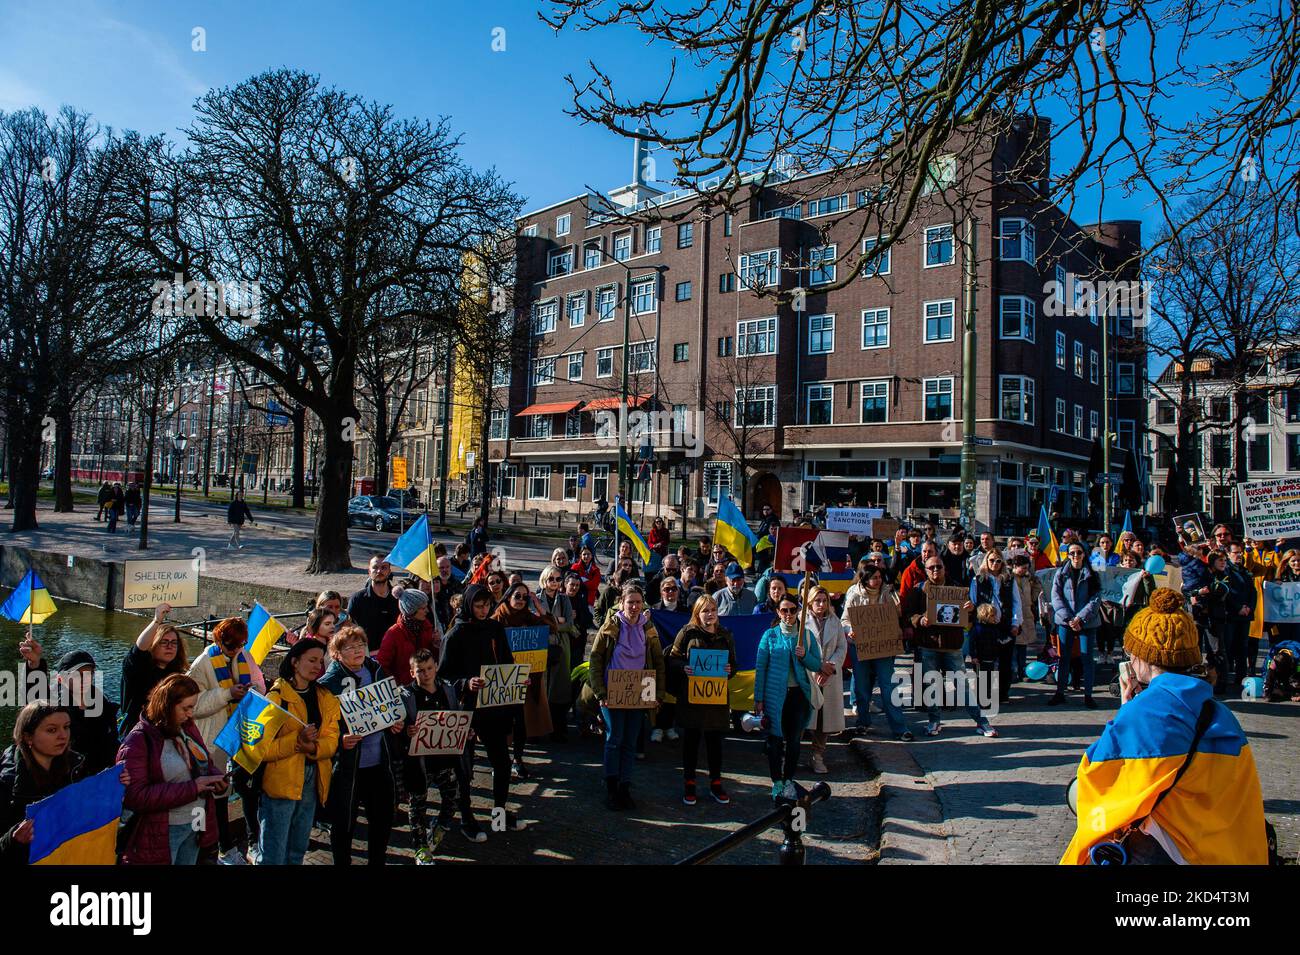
[208, 643, 252, 716]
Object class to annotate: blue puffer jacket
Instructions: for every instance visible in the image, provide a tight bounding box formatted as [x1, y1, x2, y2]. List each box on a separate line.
[1050, 562, 1102, 630]
[1179, 552, 1212, 612]
[754, 625, 823, 736]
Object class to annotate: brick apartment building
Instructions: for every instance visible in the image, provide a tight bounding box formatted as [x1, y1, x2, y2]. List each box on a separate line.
[495, 117, 1148, 534]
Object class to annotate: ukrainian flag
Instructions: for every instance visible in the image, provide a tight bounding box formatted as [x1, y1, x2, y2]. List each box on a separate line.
[614, 497, 652, 564]
[650, 609, 769, 712]
[385, 513, 436, 581]
[1, 569, 57, 625]
[246, 602, 287, 666]
[1061, 673, 1267, 865]
[1036, 505, 1060, 565]
[714, 495, 759, 568]
[212, 688, 292, 773]
[28, 766, 124, 865]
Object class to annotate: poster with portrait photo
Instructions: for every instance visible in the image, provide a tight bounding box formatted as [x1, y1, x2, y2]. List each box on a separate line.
[1173, 513, 1206, 545]
[925, 585, 970, 628]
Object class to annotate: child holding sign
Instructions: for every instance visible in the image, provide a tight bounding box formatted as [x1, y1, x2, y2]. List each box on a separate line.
[667, 594, 736, 806]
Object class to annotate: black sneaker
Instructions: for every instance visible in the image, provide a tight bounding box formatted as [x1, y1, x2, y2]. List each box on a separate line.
[617, 783, 636, 811]
[504, 811, 527, 832]
[460, 821, 487, 844]
[1047, 694, 1065, 706]
[1084, 697, 1098, 710]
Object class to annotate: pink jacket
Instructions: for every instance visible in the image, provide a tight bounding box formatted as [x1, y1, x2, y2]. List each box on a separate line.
[117, 718, 217, 864]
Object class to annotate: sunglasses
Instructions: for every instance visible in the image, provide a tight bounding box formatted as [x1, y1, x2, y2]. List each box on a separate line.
[510, 592, 527, 600]
[925, 565, 943, 572]
[778, 607, 799, 615]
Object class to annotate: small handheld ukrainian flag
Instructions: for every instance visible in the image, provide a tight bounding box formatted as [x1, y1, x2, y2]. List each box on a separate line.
[213, 688, 293, 773]
[27, 765, 124, 865]
[385, 513, 436, 581]
[246, 602, 287, 666]
[1121, 510, 1134, 535]
[1036, 505, 1060, 565]
[614, 497, 652, 564]
[0, 569, 57, 625]
[714, 495, 759, 568]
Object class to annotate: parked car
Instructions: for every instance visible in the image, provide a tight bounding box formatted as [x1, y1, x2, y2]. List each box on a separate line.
[347, 495, 405, 532]
[391, 488, 422, 510]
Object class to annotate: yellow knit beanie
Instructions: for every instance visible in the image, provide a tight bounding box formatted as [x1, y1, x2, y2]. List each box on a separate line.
[1123, 588, 1201, 669]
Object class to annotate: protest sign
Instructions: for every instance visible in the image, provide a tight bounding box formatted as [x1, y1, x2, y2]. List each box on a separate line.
[506, 625, 549, 674]
[773, 528, 852, 573]
[1097, 566, 1139, 604]
[1263, 581, 1300, 623]
[1237, 477, 1300, 539]
[122, 560, 199, 610]
[871, 518, 899, 541]
[477, 663, 529, 708]
[847, 603, 905, 660]
[925, 585, 969, 628]
[687, 648, 728, 705]
[338, 676, 403, 735]
[606, 669, 655, 709]
[1173, 513, 1206, 544]
[825, 507, 881, 535]
[408, 710, 473, 756]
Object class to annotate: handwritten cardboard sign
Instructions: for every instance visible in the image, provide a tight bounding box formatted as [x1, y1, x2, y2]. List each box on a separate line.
[123, 560, 199, 609]
[506, 625, 549, 674]
[925, 585, 969, 629]
[408, 710, 473, 756]
[477, 663, 529, 708]
[687, 648, 728, 705]
[847, 603, 905, 660]
[338, 676, 404, 736]
[606, 668, 656, 709]
[1238, 477, 1300, 539]
[1263, 581, 1300, 623]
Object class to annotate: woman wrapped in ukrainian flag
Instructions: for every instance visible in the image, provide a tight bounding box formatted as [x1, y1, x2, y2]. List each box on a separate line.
[1061, 588, 1268, 865]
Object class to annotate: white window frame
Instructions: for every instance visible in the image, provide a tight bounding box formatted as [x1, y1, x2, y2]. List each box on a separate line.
[627, 339, 656, 374]
[806, 194, 848, 217]
[532, 299, 558, 336]
[1089, 349, 1099, 385]
[737, 316, 778, 356]
[1090, 410, 1100, 440]
[999, 375, 1035, 424]
[806, 383, 834, 425]
[596, 346, 615, 378]
[1055, 331, 1067, 369]
[583, 241, 602, 270]
[998, 217, 1036, 263]
[1073, 341, 1084, 378]
[528, 414, 553, 440]
[527, 465, 551, 500]
[566, 291, 587, 328]
[921, 154, 956, 196]
[1054, 264, 1067, 312]
[923, 224, 955, 267]
[860, 379, 889, 423]
[547, 247, 573, 278]
[522, 224, 538, 238]
[631, 276, 658, 315]
[489, 409, 508, 440]
[567, 352, 584, 381]
[809, 244, 837, 284]
[612, 231, 632, 262]
[532, 356, 556, 386]
[595, 284, 618, 322]
[498, 463, 518, 498]
[923, 377, 954, 421]
[556, 213, 571, 237]
[735, 385, 777, 428]
[644, 226, 661, 254]
[562, 464, 579, 500]
[998, 295, 1036, 342]
[1055, 398, 1067, 433]
[704, 462, 732, 507]
[923, 299, 955, 343]
[861, 307, 889, 349]
[808, 313, 835, 354]
[1073, 404, 1084, 438]
[861, 235, 891, 276]
[738, 249, 781, 291]
[565, 410, 581, 438]
[492, 362, 510, 388]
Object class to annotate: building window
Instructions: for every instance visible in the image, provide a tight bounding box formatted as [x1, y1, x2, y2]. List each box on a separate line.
[998, 217, 1036, 263]
[1073, 341, 1083, 378]
[739, 249, 781, 290]
[1288, 433, 1300, 470]
[556, 214, 571, 237]
[714, 399, 732, 422]
[1209, 396, 1231, 421]
[1055, 331, 1066, 370]
[528, 465, 550, 500]
[489, 409, 508, 440]
[1117, 362, 1135, 395]
[1055, 398, 1067, 433]
[677, 222, 694, 248]
[999, 376, 1035, 424]
[1090, 349, 1099, 385]
[719, 272, 736, 293]
[563, 464, 579, 500]
[1244, 392, 1271, 425]
[547, 247, 573, 278]
[1090, 410, 1100, 440]
[924, 377, 954, 421]
[737, 317, 778, 356]
[645, 226, 661, 253]
[723, 214, 733, 236]
[717, 335, 733, 357]
[567, 292, 586, 328]
[806, 194, 848, 216]
[528, 414, 552, 439]
[860, 307, 890, 349]
[592, 464, 609, 501]
[492, 362, 510, 388]
[923, 299, 955, 342]
[584, 240, 602, 270]
[628, 340, 656, 373]
[1118, 419, 1136, 451]
[1249, 435, 1271, 472]
[861, 235, 891, 276]
[861, 380, 888, 423]
[735, 386, 777, 427]
[924, 225, 955, 267]
[532, 357, 556, 386]
[613, 232, 632, 262]
[532, 300, 558, 335]
[921, 154, 956, 196]
[998, 296, 1035, 342]
[808, 314, 835, 354]
[567, 352, 584, 380]
[1156, 399, 1176, 425]
[565, 410, 581, 438]
[675, 280, 692, 302]
[1288, 387, 1300, 424]
[673, 342, 689, 363]
[522, 224, 537, 238]
[631, 276, 657, 315]
[1073, 404, 1083, 438]
[1210, 432, 1231, 468]
[596, 347, 615, 378]
[807, 384, 834, 425]
[498, 463, 517, 498]
[595, 284, 618, 322]
[704, 462, 732, 506]
[809, 245, 836, 284]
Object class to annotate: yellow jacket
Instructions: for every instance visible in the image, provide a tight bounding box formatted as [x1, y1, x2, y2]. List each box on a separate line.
[1244, 548, 1280, 640]
[256, 678, 340, 804]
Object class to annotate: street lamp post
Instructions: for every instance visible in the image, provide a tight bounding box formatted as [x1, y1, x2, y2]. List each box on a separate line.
[172, 433, 188, 523]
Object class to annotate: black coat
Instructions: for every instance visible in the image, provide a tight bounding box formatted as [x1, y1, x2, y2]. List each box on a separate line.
[0, 746, 89, 864]
[346, 581, 400, 652]
[438, 584, 518, 732]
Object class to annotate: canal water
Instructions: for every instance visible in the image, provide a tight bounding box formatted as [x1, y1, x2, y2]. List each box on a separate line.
[0, 591, 206, 737]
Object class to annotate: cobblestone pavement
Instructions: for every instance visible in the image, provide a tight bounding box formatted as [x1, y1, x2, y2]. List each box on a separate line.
[872, 672, 1298, 864]
[300, 725, 880, 866]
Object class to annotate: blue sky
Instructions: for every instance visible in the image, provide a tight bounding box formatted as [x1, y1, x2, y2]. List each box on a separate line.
[0, 0, 1265, 231]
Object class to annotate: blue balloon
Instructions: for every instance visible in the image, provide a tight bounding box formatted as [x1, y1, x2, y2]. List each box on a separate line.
[1144, 555, 1166, 575]
[1025, 661, 1049, 681]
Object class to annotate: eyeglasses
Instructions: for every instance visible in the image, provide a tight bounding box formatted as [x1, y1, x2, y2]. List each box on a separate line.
[660, 584, 679, 591]
[925, 565, 943, 572]
[156, 639, 179, 648]
[778, 607, 799, 615]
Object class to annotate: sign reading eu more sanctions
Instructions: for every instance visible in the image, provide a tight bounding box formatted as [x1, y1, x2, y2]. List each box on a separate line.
[1237, 477, 1300, 539]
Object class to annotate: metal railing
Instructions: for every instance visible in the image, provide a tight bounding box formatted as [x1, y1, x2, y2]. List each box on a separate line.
[677, 781, 832, 865]
[171, 605, 310, 647]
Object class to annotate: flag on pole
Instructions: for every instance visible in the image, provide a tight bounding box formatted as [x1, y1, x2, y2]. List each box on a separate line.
[385, 513, 436, 580]
[1036, 505, 1061, 565]
[1122, 510, 1133, 535]
[245, 602, 287, 666]
[27, 766, 124, 865]
[0, 569, 57, 625]
[212, 688, 294, 773]
[614, 497, 652, 564]
[714, 495, 759, 568]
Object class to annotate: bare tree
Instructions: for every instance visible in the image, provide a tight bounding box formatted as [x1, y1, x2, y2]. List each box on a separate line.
[704, 349, 788, 511]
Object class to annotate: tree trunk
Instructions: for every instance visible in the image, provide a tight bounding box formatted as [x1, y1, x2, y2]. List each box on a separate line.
[52, 405, 75, 512]
[9, 415, 42, 531]
[290, 405, 306, 508]
[307, 409, 354, 573]
[372, 392, 390, 497]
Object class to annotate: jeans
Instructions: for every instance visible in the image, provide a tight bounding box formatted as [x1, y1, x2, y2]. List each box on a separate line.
[126, 503, 140, 527]
[328, 763, 395, 865]
[1013, 645, 1028, 680]
[764, 692, 810, 783]
[851, 656, 906, 735]
[258, 763, 317, 865]
[228, 524, 242, 548]
[1055, 626, 1095, 697]
[106, 509, 119, 533]
[168, 823, 199, 865]
[601, 707, 645, 784]
[919, 648, 986, 726]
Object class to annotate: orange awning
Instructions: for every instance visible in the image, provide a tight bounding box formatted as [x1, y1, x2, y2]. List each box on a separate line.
[583, 394, 651, 412]
[515, 400, 581, 417]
